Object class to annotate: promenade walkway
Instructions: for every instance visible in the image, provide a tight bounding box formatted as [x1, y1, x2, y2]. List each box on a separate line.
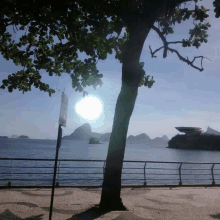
[0, 186, 220, 220]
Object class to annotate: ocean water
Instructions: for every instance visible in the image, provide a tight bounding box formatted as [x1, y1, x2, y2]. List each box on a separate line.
[0, 138, 220, 186]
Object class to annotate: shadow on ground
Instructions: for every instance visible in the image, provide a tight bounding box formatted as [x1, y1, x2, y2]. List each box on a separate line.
[210, 213, 220, 219]
[66, 204, 150, 220]
[66, 205, 111, 220]
[0, 203, 151, 220]
[0, 209, 44, 220]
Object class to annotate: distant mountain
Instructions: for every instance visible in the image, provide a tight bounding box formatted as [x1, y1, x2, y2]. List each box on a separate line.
[161, 135, 169, 142]
[63, 123, 92, 141]
[205, 127, 220, 136]
[126, 133, 169, 145]
[99, 132, 111, 142]
[62, 123, 169, 146]
[11, 135, 18, 138]
[127, 133, 151, 144]
[148, 137, 168, 145]
[63, 123, 106, 141]
[18, 135, 29, 139]
[91, 132, 103, 139]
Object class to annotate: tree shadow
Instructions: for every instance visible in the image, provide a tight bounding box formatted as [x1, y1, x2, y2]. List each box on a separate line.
[0, 204, 150, 220]
[66, 204, 111, 220]
[66, 204, 151, 220]
[210, 213, 220, 219]
[0, 209, 44, 220]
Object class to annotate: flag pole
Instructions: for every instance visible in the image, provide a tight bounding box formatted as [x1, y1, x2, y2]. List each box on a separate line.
[49, 124, 62, 220]
[49, 90, 67, 220]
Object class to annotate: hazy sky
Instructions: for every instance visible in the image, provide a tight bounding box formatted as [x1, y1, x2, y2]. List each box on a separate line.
[1, 0, 220, 140]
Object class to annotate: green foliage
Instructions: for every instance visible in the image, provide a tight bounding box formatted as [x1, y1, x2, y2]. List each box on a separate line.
[138, 74, 155, 88]
[0, 1, 114, 96]
[0, 0, 218, 96]
[89, 137, 100, 144]
[155, 3, 211, 50]
[214, 0, 220, 18]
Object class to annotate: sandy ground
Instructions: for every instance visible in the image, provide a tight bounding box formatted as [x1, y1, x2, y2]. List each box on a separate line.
[0, 186, 220, 220]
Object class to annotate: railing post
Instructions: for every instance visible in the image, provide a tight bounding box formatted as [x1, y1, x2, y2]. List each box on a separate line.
[211, 163, 215, 186]
[103, 161, 106, 180]
[179, 163, 182, 186]
[144, 162, 147, 186]
[56, 160, 60, 187]
[7, 160, 12, 187]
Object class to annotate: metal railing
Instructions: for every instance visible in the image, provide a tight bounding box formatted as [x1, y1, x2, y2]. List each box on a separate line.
[0, 158, 220, 188]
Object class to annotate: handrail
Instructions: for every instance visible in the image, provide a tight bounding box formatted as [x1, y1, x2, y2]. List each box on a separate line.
[211, 163, 215, 185]
[179, 163, 182, 186]
[0, 158, 220, 164]
[144, 162, 147, 186]
[0, 158, 219, 187]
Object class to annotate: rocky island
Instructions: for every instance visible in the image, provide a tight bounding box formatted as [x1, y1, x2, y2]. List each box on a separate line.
[168, 127, 220, 151]
[88, 137, 101, 144]
[18, 135, 29, 139]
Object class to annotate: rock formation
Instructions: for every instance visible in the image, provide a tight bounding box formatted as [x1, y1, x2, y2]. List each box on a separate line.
[62, 123, 169, 146]
[161, 135, 169, 142]
[127, 133, 151, 144]
[168, 133, 220, 151]
[127, 133, 169, 145]
[205, 127, 220, 136]
[148, 137, 168, 145]
[63, 123, 92, 141]
[63, 123, 107, 141]
[88, 137, 101, 144]
[18, 135, 29, 139]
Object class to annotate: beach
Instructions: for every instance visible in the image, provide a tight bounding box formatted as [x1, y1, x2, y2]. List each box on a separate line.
[0, 186, 220, 220]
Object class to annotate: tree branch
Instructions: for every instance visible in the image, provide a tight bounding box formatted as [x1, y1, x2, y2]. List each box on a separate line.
[149, 25, 211, 72]
[168, 41, 183, 45]
[151, 25, 168, 58]
[149, 45, 163, 58]
[168, 47, 211, 71]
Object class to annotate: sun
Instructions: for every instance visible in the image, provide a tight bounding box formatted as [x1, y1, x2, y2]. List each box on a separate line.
[75, 95, 103, 120]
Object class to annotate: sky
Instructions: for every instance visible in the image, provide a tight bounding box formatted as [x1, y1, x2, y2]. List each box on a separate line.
[1, 0, 220, 140]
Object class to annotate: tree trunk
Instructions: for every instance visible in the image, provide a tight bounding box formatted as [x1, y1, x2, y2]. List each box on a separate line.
[99, 2, 169, 211]
[99, 23, 152, 211]
[99, 80, 139, 211]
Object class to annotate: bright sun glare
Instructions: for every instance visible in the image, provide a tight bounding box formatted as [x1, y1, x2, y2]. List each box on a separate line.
[75, 96, 103, 120]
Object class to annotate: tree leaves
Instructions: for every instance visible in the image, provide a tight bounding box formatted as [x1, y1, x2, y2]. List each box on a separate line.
[138, 73, 155, 88]
[213, 0, 220, 18]
[0, 0, 217, 96]
[183, 22, 211, 49]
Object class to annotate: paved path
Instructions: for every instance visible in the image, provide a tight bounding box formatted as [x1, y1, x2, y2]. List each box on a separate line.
[0, 186, 220, 220]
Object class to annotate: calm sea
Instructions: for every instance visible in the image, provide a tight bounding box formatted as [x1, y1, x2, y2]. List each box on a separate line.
[0, 138, 220, 186]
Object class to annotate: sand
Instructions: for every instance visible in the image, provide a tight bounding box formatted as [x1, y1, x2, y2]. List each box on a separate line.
[0, 186, 220, 220]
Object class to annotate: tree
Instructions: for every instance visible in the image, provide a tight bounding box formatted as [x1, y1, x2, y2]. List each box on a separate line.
[0, 0, 219, 211]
